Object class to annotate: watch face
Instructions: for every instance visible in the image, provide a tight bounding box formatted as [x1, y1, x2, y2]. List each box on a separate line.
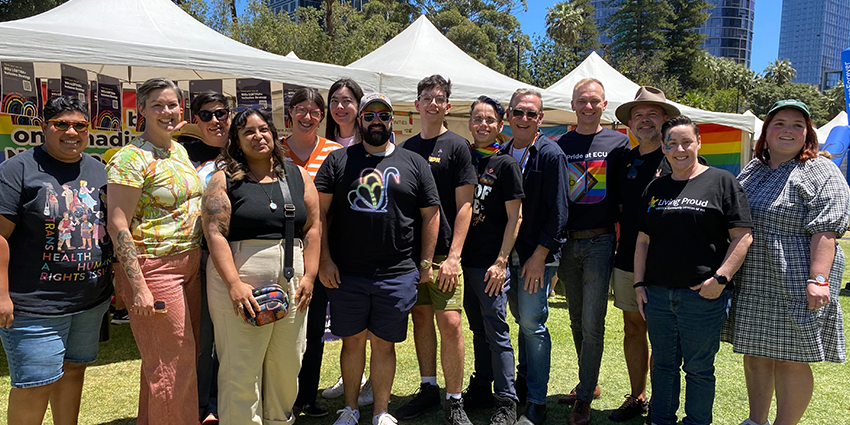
[815, 274, 827, 283]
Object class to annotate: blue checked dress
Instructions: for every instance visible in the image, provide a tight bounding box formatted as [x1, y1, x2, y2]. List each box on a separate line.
[721, 156, 849, 363]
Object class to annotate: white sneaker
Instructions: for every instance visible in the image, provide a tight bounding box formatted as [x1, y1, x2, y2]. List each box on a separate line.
[358, 378, 374, 406]
[333, 406, 360, 425]
[323, 376, 345, 399]
[739, 420, 771, 425]
[372, 412, 398, 425]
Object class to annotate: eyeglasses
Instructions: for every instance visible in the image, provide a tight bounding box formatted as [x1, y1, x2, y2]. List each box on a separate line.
[48, 119, 89, 132]
[418, 94, 448, 105]
[196, 109, 230, 122]
[232, 105, 265, 113]
[626, 158, 644, 180]
[361, 112, 392, 123]
[511, 109, 539, 120]
[471, 117, 499, 125]
[293, 105, 323, 119]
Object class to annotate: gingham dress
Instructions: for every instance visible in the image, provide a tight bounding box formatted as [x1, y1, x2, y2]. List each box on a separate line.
[721, 157, 849, 363]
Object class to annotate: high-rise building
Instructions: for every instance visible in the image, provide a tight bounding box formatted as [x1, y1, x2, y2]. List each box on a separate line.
[267, 0, 368, 16]
[778, 0, 850, 88]
[590, 0, 754, 68]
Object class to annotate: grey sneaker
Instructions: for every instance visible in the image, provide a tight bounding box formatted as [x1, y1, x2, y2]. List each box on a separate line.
[358, 379, 374, 406]
[489, 395, 517, 425]
[445, 397, 473, 425]
[396, 383, 442, 419]
[323, 376, 345, 399]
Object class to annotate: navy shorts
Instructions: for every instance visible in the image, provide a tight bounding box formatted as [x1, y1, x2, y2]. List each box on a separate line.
[325, 270, 419, 343]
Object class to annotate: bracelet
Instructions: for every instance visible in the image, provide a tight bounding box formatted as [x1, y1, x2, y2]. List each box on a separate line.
[633, 281, 646, 288]
[806, 279, 829, 287]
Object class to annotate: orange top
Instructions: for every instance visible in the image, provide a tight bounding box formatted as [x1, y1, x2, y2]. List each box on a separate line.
[282, 136, 343, 180]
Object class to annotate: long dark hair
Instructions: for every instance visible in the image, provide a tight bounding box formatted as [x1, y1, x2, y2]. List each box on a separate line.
[325, 78, 364, 140]
[754, 106, 817, 165]
[218, 109, 287, 181]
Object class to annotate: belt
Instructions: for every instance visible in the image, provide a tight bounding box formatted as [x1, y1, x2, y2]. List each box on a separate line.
[568, 225, 615, 240]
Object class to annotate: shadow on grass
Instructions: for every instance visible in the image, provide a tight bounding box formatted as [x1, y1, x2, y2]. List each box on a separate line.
[0, 323, 141, 377]
[96, 418, 137, 425]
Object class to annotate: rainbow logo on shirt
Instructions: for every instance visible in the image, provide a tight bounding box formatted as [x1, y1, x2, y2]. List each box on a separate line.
[568, 160, 607, 204]
[348, 167, 401, 213]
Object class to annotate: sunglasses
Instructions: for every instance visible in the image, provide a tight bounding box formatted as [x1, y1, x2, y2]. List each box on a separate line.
[197, 109, 230, 122]
[362, 112, 392, 123]
[48, 119, 89, 132]
[511, 109, 539, 120]
[626, 158, 644, 180]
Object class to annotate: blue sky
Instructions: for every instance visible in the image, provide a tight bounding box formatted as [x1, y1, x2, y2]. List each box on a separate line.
[514, 0, 781, 74]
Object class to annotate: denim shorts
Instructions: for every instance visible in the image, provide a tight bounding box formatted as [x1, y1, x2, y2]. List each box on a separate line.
[0, 299, 109, 388]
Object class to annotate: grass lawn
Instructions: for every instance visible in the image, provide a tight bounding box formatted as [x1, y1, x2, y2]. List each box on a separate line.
[2, 243, 850, 424]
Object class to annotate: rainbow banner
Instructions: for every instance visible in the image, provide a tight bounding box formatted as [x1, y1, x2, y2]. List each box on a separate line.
[697, 123, 743, 175]
[1, 62, 40, 127]
[95, 74, 122, 131]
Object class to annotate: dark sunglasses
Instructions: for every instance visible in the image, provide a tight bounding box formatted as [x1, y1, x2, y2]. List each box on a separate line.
[626, 158, 644, 180]
[511, 109, 539, 120]
[197, 109, 230, 122]
[362, 112, 392, 123]
[48, 119, 89, 132]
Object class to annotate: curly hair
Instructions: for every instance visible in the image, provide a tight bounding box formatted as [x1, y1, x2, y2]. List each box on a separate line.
[217, 109, 288, 182]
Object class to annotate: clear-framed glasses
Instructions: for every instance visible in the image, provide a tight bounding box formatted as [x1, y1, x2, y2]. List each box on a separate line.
[471, 117, 498, 126]
[418, 94, 448, 105]
[293, 105, 323, 119]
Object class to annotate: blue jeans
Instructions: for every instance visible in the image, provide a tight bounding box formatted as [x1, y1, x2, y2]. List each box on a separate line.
[507, 264, 557, 405]
[463, 267, 516, 400]
[645, 286, 730, 425]
[558, 233, 615, 403]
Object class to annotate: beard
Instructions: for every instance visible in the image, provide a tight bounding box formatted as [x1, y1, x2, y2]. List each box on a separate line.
[362, 123, 392, 146]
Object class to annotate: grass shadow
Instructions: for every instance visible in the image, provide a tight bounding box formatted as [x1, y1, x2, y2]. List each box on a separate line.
[96, 418, 137, 425]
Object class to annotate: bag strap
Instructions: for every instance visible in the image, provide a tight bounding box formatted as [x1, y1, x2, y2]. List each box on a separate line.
[277, 166, 296, 282]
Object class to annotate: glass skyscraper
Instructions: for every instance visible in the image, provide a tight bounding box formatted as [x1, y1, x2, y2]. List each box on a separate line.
[267, 0, 367, 16]
[778, 0, 850, 88]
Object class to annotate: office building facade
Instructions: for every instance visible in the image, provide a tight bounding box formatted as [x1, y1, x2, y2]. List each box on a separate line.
[267, 0, 367, 16]
[778, 0, 850, 88]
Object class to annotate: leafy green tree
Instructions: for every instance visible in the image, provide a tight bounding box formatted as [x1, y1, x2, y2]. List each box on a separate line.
[604, 0, 672, 64]
[528, 36, 579, 88]
[0, 0, 67, 21]
[665, 0, 709, 93]
[546, 1, 584, 46]
[824, 80, 845, 119]
[763, 59, 797, 85]
[748, 80, 828, 125]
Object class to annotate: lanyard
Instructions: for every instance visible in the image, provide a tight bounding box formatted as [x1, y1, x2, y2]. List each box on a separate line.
[511, 133, 538, 172]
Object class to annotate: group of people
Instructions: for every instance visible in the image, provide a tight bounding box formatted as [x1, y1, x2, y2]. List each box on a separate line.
[0, 72, 845, 425]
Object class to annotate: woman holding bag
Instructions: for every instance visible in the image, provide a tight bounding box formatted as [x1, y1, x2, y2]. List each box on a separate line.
[202, 108, 320, 425]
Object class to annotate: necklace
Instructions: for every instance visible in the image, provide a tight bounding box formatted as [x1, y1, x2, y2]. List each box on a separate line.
[249, 170, 278, 211]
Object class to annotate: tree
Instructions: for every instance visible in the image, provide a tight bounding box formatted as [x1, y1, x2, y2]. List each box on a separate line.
[763, 59, 797, 85]
[748, 80, 828, 125]
[664, 0, 709, 93]
[604, 0, 672, 84]
[546, 1, 584, 47]
[0, 0, 67, 21]
[824, 80, 846, 119]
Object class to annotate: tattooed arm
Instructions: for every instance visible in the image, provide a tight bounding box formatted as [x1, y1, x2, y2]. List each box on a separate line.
[202, 171, 259, 317]
[106, 183, 154, 316]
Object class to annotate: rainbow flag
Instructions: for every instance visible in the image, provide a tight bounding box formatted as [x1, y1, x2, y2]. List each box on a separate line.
[697, 123, 743, 175]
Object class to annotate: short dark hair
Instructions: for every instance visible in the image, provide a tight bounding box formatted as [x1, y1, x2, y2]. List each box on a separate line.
[288, 88, 325, 121]
[191, 91, 229, 116]
[43, 95, 89, 121]
[469, 96, 505, 122]
[326, 78, 364, 140]
[661, 115, 699, 140]
[417, 74, 451, 99]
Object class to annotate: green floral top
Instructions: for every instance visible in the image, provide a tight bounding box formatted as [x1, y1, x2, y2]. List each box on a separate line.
[106, 136, 203, 258]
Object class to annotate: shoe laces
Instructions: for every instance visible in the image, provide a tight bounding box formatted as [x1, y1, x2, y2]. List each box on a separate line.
[336, 407, 360, 425]
[373, 412, 398, 425]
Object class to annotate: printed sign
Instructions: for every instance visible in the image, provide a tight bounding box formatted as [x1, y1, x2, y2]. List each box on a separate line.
[61, 64, 88, 103]
[236, 78, 272, 111]
[95, 74, 122, 131]
[1, 62, 40, 126]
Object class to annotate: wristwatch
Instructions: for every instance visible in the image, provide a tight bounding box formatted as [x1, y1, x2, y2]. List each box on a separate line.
[807, 274, 829, 287]
[419, 259, 433, 269]
[713, 273, 728, 285]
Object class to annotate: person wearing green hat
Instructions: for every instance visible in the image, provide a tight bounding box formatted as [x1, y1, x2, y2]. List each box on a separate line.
[722, 99, 850, 425]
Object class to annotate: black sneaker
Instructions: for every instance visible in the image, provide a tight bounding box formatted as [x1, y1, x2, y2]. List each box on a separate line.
[295, 401, 329, 418]
[489, 395, 517, 425]
[609, 395, 647, 422]
[396, 383, 442, 420]
[445, 397, 473, 425]
[516, 402, 546, 425]
[111, 309, 130, 325]
[462, 374, 494, 411]
[515, 374, 528, 405]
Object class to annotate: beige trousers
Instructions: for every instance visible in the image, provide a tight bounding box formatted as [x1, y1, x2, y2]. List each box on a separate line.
[207, 239, 308, 425]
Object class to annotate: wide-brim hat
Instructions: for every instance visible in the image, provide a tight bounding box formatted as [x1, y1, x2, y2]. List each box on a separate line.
[614, 86, 680, 124]
[359, 92, 393, 114]
[176, 123, 204, 141]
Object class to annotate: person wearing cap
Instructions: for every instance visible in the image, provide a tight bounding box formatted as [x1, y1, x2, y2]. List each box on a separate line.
[634, 115, 753, 425]
[552, 78, 629, 425]
[502, 88, 569, 425]
[606, 86, 679, 422]
[721, 100, 849, 425]
[395, 75, 476, 425]
[315, 92, 441, 425]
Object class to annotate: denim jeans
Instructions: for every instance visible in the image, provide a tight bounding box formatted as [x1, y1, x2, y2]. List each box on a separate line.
[507, 264, 557, 405]
[198, 250, 219, 417]
[645, 286, 731, 425]
[558, 233, 615, 403]
[463, 266, 516, 400]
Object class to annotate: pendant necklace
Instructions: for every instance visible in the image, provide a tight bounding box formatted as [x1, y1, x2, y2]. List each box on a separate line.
[249, 170, 278, 211]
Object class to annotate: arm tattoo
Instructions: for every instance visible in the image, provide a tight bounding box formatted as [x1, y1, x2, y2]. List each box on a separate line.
[202, 178, 231, 238]
[303, 236, 309, 249]
[115, 230, 142, 281]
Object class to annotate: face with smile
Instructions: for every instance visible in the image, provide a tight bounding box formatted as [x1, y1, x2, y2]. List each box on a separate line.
[198, 101, 230, 148]
[468, 103, 503, 147]
[663, 124, 701, 174]
[765, 108, 807, 163]
[41, 111, 88, 163]
[359, 103, 393, 147]
[329, 87, 358, 128]
[508, 94, 543, 145]
[237, 113, 274, 163]
[571, 82, 607, 128]
[628, 104, 666, 144]
[415, 86, 450, 126]
[289, 100, 323, 139]
[139, 87, 182, 140]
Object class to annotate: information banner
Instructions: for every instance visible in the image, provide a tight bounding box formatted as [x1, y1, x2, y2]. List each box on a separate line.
[236, 78, 272, 111]
[188, 80, 222, 123]
[47, 79, 61, 99]
[95, 74, 122, 131]
[842, 47, 850, 115]
[61, 64, 88, 103]
[0, 61, 40, 126]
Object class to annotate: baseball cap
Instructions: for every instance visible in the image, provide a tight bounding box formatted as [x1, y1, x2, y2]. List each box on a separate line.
[768, 99, 810, 117]
[359, 92, 393, 114]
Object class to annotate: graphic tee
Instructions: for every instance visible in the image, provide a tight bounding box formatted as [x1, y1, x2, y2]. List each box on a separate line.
[106, 137, 204, 258]
[314, 143, 440, 277]
[0, 146, 113, 316]
[462, 151, 525, 268]
[402, 131, 477, 256]
[639, 167, 752, 288]
[283, 136, 343, 179]
[554, 128, 629, 230]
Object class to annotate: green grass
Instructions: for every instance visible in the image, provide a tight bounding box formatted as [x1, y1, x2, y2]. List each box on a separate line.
[2, 243, 850, 425]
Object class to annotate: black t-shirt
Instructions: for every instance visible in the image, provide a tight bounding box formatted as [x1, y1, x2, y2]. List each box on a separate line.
[554, 128, 630, 230]
[402, 131, 477, 256]
[225, 162, 307, 241]
[462, 151, 525, 268]
[614, 146, 667, 271]
[179, 139, 221, 188]
[0, 146, 113, 317]
[639, 167, 752, 289]
[314, 144, 440, 277]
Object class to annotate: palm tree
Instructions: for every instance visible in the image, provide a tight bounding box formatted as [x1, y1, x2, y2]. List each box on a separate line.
[546, 1, 584, 47]
[764, 59, 797, 85]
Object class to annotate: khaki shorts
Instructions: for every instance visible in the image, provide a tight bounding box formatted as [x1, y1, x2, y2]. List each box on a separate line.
[611, 267, 639, 312]
[415, 256, 464, 311]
